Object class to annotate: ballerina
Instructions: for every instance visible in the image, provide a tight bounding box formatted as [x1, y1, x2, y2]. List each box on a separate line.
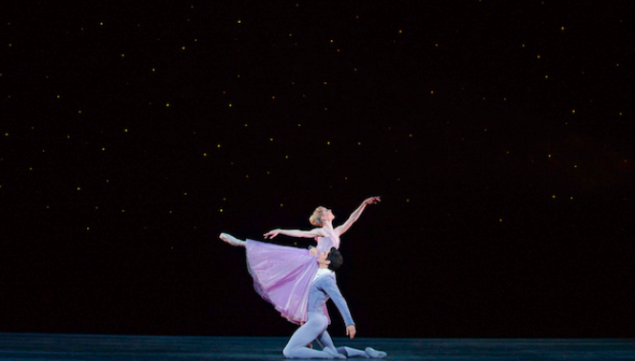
[219, 196, 380, 324]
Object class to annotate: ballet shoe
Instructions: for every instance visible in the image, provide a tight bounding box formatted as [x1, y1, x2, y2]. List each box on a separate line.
[365, 347, 387, 358]
[219, 233, 245, 246]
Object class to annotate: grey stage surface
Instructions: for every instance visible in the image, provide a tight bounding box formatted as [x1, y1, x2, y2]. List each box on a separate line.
[0, 333, 633, 360]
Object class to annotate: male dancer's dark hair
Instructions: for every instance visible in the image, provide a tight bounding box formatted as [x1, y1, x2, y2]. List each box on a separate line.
[327, 247, 343, 271]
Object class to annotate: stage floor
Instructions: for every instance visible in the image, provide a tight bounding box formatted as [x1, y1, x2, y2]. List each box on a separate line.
[0, 333, 633, 360]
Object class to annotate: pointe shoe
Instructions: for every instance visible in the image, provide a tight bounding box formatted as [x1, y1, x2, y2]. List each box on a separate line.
[365, 347, 387, 358]
[219, 233, 245, 247]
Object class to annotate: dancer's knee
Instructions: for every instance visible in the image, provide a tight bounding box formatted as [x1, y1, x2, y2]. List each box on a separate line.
[282, 346, 291, 358]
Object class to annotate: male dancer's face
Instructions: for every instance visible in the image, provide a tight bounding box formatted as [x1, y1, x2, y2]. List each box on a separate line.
[317, 250, 331, 268]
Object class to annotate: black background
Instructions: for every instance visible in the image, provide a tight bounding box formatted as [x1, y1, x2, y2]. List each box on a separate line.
[1, 1, 634, 338]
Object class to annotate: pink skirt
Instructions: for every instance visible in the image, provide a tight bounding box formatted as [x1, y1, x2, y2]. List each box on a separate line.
[246, 240, 319, 325]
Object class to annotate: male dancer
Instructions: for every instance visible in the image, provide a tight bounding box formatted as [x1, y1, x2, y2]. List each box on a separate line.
[282, 248, 387, 359]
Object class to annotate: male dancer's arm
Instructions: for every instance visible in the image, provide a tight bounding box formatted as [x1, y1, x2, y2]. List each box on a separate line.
[319, 276, 357, 338]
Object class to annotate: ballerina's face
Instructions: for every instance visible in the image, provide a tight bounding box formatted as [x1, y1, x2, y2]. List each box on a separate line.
[320, 207, 335, 222]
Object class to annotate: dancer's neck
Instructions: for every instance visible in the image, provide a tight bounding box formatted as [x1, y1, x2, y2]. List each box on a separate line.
[321, 222, 334, 232]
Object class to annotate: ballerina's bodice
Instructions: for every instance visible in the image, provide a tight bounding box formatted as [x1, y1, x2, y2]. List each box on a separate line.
[315, 227, 340, 253]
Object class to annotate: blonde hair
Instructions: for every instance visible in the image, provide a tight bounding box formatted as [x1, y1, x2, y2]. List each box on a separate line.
[309, 206, 327, 227]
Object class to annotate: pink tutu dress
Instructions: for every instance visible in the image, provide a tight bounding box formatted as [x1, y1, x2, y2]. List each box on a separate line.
[245, 228, 340, 324]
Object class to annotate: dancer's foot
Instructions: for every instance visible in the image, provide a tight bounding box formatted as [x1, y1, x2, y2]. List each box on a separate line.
[365, 347, 387, 358]
[219, 233, 246, 247]
[324, 347, 346, 359]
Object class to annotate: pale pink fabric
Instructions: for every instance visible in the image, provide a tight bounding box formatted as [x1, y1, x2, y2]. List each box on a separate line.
[315, 228, 340, 252]
[246, 240, 319, 324]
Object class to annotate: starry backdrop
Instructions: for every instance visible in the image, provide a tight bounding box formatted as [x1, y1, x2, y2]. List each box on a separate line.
[1, 1, 634, 338]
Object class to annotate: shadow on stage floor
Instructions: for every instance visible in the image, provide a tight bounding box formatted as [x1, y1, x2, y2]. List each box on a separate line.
[0, 333, 633, 360]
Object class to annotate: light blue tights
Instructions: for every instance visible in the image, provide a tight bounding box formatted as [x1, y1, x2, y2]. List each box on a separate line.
[283, 312, 369, 359]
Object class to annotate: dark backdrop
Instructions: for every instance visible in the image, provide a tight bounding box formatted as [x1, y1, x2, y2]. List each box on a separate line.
[1, 1, 633, 338]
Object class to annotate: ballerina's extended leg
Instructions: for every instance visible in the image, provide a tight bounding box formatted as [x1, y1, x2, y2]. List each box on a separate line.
[219, 233, 247, 247]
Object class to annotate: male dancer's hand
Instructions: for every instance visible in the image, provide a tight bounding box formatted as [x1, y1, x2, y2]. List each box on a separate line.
[309, 248, 319, 257]
[346, 325, 356, 339]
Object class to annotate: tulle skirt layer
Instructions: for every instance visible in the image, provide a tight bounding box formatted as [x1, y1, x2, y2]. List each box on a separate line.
[246, 240, 318, 325]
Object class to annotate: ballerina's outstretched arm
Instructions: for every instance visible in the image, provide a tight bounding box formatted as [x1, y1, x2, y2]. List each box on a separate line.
[263, 228, 327, 239]
[334, 196, 381, 236]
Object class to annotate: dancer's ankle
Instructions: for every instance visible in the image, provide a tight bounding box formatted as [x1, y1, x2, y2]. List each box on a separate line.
[219, 233, 246, 247]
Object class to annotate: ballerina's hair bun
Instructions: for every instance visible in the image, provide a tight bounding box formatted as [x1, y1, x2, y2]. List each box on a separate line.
[310, 207, 325, 227]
